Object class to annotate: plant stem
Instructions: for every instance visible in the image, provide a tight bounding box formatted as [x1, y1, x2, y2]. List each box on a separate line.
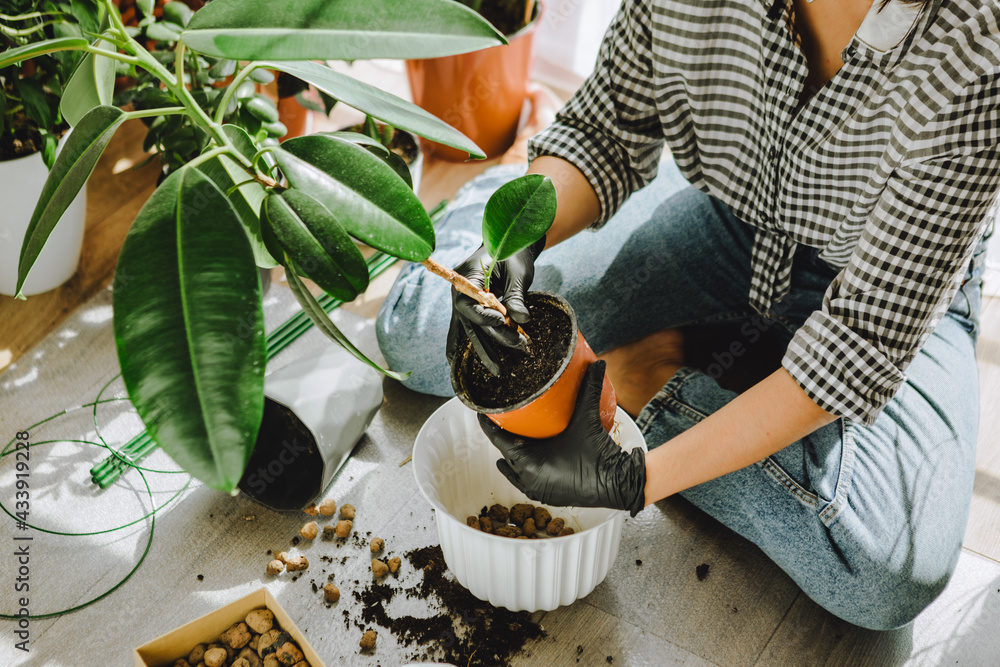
[420, 257, 530, 342]
[124, 107, 190, 121]
[182, 145, 232, 170]
[82, 45, 140, 65]
[213, 61, 259, 124]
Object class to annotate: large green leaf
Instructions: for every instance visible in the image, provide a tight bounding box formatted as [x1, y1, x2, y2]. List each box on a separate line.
[196, 125, 278, 268]
[483, 174, 556, 262]
[16, 106, 127, 297]
[181, 0, 505, 61]
[60, 39, 116, 127]
[263, 189, 368, 301]
[274, 135, 434, 261]
[113, 167, 265, 492]
[263, 61, 485, 159]
[0, 37, 89, 69]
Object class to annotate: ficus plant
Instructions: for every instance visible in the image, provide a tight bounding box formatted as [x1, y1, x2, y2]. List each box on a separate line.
[4, 0, 509, 493]
[0, 0, 101, 166]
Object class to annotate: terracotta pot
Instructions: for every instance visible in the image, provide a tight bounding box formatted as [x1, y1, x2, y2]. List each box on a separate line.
[277, 95, 311, 141]
[451, 292, 616, 439]
[405, 3, 542, 162]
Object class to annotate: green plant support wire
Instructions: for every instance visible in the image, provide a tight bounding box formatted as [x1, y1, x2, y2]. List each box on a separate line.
[89, 199, 450, 489]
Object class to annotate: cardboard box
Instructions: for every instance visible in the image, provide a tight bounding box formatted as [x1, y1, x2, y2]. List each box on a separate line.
[134, 587, 326, 667]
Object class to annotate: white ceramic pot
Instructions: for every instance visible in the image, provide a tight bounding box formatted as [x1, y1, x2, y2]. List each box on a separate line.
[0, 134, 87, 296]
[413, 398, 648, 612]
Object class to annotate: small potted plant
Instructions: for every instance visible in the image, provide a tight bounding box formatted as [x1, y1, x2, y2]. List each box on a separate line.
[406, 0, 542, 161]
[5, 0, 506, 493]
[0, 0, 96, 296]
[418, 174, 617, 438]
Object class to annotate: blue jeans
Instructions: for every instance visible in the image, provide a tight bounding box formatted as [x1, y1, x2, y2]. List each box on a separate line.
[376, 161, 986, 630]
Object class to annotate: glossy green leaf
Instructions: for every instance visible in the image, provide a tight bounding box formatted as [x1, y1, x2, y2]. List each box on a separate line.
[181, 0, 505, 61]
[17, 78, 53, 130]
[264, 60, 485, 159]
[483, 174, 556, 262]
[137, 0, 155, 18]
[284, 260, 410, 381]
[113, 167, 265, 492]
[72, 0, 101, 36]
[17, 106, 127, 296]
[274, 135, 434, 261]
[319, 131, 389, 156]
[146, 22, 182, 42]
[60, 39, 115, 127]
[195, 125, 277, 268]
[0, 37, 89, 69]
[163, 1, 194, 27]
[263, 189, 368, 301]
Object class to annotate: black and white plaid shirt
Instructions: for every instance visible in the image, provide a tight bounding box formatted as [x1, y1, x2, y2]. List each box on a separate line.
[529, 0, 1000, 424]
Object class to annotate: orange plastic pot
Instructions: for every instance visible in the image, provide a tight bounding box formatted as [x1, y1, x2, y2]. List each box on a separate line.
[405, 3, 542, 162]
[451, 292, 617, 439]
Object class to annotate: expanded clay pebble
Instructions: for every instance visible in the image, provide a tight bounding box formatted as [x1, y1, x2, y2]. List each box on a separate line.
[173, 660, 191, 667]
[275, 641, 303, 665]
[246, 609, 274, 634]
[266, 559, 284, 575]
[522, 518, 537, 535]
[360, 629, 377, 650]
[323, 583, 340, 603]
[495, 525, 522, 538]
[466, 516, 479, 529]
[322, 525, 336, 539]
[232, 659, 251, 667]
[300, 521, 318, 540]
[221, 622, 252, 649]
[478, 516, 493, 533]
[372, 559, 389, 578]
[340, 504, 356, 520]
[387, 556, 401, 574]
[238, 647, 263, 667]
[534, 507, 552, 530]
[335, 520, 352, 538]
[509, 503, 534, 525]
[319, 498, 337, 516]
[559, 527, 575, 536]
[488, 503, 510, 524]
[285, 555, 309, 572]
[370, 537, 385, 553]
[275, 551, 290, 563]
[188, 645, 206, 664]
[546, 517, 565, 536]
[204, 647, 227, 667]
[303, 503, 318, 516]
[263, 657, 280, 667]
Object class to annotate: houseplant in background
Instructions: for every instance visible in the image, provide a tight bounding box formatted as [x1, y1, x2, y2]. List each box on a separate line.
[4, 0, 506, 493]
[407, 0, 542, 161]
[0, 0, 98, 296]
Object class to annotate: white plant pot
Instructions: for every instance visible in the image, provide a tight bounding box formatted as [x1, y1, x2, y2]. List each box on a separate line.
[413, 398, 648, 612]
[0, 134, 87, 296]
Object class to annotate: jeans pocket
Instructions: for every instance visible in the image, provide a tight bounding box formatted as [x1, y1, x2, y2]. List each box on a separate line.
[759, 418, 856, 526]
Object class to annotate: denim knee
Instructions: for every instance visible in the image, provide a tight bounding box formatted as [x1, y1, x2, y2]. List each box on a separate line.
[375, 262, 456, 397]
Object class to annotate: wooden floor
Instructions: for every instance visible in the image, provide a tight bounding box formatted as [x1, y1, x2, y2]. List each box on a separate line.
[2, 60, 1000, 666]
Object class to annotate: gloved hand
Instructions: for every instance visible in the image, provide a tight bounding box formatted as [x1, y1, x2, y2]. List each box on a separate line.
[478, 361, 648, 516]
[446, 236, 546, 375]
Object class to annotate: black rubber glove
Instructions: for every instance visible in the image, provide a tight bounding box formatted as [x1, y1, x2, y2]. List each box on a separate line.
[445, 236, 546, 375]
[478, 361, 647, 517]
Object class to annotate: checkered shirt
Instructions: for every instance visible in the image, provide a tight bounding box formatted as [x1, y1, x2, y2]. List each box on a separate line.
[528, 0, 1000, 423]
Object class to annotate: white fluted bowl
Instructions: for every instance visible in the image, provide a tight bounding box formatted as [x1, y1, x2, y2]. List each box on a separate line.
[412, 397, 647, 612]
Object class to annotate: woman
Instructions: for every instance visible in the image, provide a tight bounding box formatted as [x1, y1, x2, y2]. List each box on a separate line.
[377, 0, 999, 629]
